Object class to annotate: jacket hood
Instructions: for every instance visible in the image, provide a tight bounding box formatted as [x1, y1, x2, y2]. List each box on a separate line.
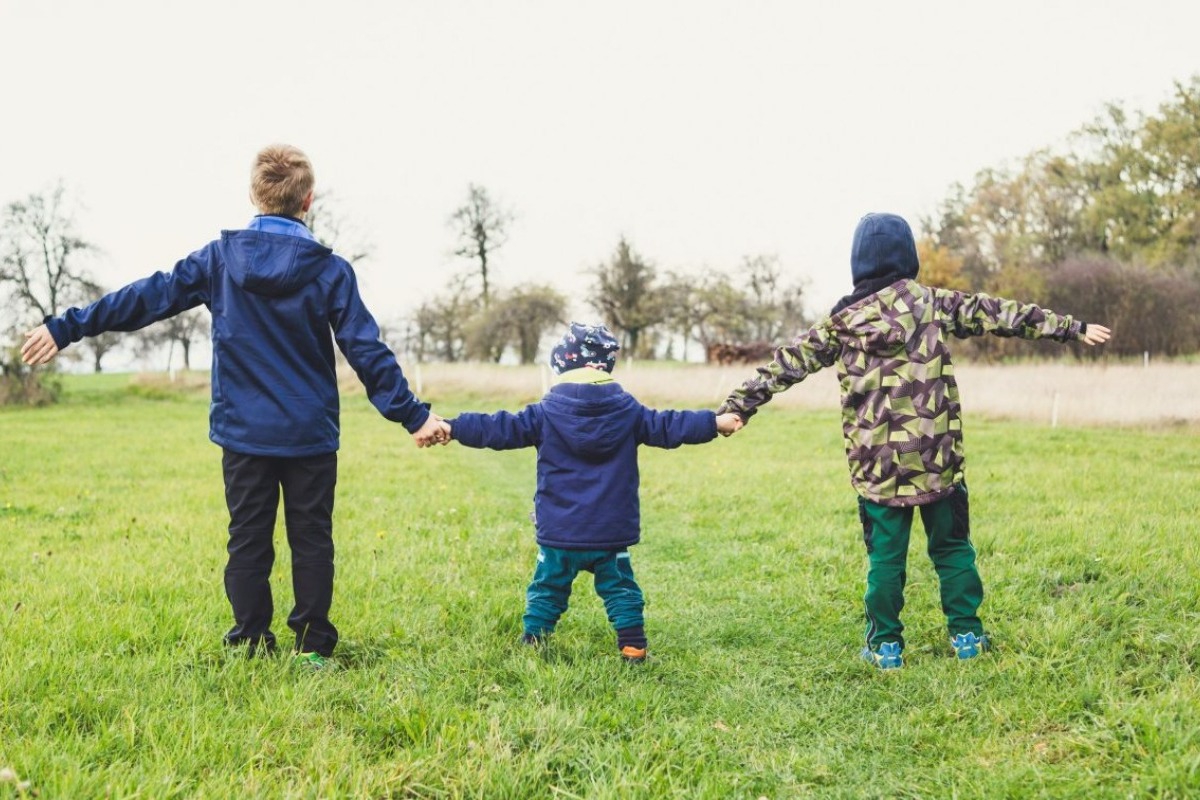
[220, 229, 333, 297]
[542, 382, 639, 460]
[850, 213, 919, 286]
[831, 281, 919, 358]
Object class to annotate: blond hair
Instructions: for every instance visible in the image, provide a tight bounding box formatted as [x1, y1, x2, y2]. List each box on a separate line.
[250, 144, 315, 217]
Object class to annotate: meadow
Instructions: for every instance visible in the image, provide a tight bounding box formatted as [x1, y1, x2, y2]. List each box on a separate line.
[1, 365, 1198, 799]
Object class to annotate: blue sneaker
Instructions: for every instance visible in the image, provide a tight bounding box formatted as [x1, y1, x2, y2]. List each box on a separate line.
[861, 641, 903, 670]
[950, 632, 990, 660]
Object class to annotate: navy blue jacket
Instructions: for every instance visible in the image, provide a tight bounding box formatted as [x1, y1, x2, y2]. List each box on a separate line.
[45, 222, 429, 456]
[451, 381, 717, 550]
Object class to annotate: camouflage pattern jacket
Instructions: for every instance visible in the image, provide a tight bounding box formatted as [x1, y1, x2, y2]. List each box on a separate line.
[720, 280, 1083, 507]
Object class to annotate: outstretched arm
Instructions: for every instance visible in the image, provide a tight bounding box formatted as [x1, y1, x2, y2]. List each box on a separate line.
[718, 321, 840, 423]
[938, 289, 1082, 342]
[637, 408, 718, 449]
[450, 405, 542, 450]
[24, 248, 212, 362]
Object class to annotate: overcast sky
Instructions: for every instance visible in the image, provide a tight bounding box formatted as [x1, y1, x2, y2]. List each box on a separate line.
[3, 1, 1199, 343]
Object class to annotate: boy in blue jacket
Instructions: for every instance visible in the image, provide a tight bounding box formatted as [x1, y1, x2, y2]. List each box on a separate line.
[444, 322, 741, 662]
[21, 144, 446, 666]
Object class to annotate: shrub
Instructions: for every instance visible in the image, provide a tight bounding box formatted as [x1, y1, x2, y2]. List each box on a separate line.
[0, 347, 60, 406]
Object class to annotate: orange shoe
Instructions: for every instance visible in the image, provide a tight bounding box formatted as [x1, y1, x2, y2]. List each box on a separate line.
[620, 645, 647, 664]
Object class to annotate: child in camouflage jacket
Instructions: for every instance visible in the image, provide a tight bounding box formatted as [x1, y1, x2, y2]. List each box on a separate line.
[719, 213, 1111, 669]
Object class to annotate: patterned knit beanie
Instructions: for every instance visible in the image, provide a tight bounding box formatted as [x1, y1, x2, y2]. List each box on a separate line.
[549, 322, 620, 374]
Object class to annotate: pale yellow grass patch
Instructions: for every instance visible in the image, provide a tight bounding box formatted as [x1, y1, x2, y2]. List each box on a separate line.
[953, 363, 1200, 426]
[344, 360, 1198, 427]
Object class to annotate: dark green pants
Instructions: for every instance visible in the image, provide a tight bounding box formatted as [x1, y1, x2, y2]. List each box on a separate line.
[524, 546, 644, 638]
[858, 484, 983, 650]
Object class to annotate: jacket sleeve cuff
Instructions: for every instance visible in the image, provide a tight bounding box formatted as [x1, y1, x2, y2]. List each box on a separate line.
[447, 416, 477, 447]
[717, 402, 755, 423]
[44, 316, 71, 350]
[402, 402, 432, 434]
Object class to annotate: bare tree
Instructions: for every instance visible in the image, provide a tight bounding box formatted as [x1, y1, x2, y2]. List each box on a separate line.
[0, 285, 31, 382]
[136, 307, 211, 371]
[0, 182, 97, 322]
[742, 254, 809, 342]
[77, 331, 122, 373]
[504, 284, 567, 364]
[412, 272, 476, 362]
[449, 184, 513, 308]
[0, 183, 95, 402]
[306, 190, 373, 264]
[464, 283, 567, 364]
[62, 278, 126, 373]
[463, 303, 511, 363]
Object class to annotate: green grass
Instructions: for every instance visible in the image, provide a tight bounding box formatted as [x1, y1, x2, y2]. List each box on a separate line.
[1, 374, 1198, 798]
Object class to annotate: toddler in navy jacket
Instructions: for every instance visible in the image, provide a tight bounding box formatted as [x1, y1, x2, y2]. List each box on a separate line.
[445, 323, 741, 662]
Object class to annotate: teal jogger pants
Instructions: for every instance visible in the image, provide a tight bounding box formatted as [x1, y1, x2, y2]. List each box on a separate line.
[524, 546, 644, 638]
[858, 484, 984, 651]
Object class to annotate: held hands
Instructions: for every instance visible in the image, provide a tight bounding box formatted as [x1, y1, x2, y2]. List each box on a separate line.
[716, 412, 744, 437]
[21, 325, 59, 366]
[412, 415, 452, 448]
[1080, 324, 1112, 346]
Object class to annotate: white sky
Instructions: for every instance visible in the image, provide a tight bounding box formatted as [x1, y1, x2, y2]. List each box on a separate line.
[3, 0, 1199, 343]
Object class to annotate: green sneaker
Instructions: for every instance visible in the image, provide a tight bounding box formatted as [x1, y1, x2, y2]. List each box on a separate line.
[293, 652, 331, 671]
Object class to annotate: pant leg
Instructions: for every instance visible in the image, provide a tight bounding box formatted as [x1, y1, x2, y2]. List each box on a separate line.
[920, 483, 984, 638]
[222, 449, 281, 652]
[279, 452, 339, 657]
[523, 546, 580, 638]
[859, 498, 914, 650]
[590, 550, 645, 633]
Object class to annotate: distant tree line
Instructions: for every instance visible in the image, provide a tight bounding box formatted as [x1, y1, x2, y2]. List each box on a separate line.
[585, 242, 808, 362]
[406, 185, 568, 364]
[409, 187, 809, 366]
[920, 75, 1200, 358]
[8, 76, 1200, 404]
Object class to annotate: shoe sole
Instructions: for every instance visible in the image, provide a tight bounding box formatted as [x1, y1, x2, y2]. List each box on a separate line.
[620, 646, 648, 664]
[861, 648, 903, 670]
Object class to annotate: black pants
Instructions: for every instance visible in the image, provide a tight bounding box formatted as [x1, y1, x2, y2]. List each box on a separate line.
[221, 449, 338, 656]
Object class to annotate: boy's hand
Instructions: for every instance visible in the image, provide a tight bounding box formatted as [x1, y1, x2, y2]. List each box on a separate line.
[412, 415, 451, 448]
[1080, 324, 1111, 346]
[716, 412, 744, 437]
[21, 325, 59, 366]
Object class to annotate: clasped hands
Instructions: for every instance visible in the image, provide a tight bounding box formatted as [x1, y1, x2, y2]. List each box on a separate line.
[411, 415, 453, 448]
[716, 412, 744, 437]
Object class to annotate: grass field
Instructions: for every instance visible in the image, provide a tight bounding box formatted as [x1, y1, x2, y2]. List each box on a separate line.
[2, 368, 1198, 798]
